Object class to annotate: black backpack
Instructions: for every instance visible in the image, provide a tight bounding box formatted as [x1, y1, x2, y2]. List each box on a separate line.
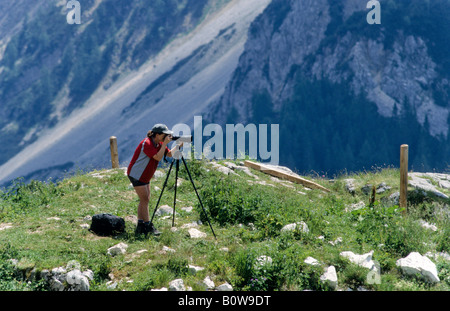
[90, 214, 125, 236]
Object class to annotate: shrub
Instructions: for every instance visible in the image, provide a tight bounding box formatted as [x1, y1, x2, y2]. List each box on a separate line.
[1, 178, 61, 218]
[198, 176, 263, 226]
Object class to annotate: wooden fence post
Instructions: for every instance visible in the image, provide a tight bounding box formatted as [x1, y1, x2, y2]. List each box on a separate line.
[400, 144, 408, 212]
[110, 136, 119, 169]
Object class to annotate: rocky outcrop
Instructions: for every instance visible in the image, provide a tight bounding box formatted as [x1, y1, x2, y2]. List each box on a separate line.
[313, 33, 449, 138]
[409, 172, 450, 199]
[211, 0, 331, 122]
[210, 0, 450, 141]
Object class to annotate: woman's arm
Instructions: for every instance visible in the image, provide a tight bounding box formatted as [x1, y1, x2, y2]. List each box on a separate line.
[152, 136, 172, 161]
[166, 142, 183, 158]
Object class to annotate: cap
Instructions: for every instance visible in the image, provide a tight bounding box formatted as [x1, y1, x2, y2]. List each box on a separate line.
[151, 124, 173, 135]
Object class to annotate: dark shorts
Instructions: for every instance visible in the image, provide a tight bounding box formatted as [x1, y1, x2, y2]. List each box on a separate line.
[128, 175, 149, 187]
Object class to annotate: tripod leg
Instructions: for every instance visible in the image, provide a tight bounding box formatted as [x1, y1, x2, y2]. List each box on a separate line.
[172, 159, 179, 227]
[181, 156, 217, 239]
[150, 160, 174, 224]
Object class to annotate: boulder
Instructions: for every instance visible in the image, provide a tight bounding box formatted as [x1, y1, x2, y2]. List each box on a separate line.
[160, 246, 176, 254]
[409, 173, 449, 199]
[169, 278, 186, 291]
[107, 242, 128, 256]
[340, 250, 378, 271]
[155, 205, 174, 216]
[203, 276, 215, 290]
[40, 262, 94, 291]
[344, 179, 356, 195]
[418, 220, 438, 231]
[376, 182, 391, 194]
[396, 252, 440, 283]
[66, 269, 90, 291]
[320, 266, 338, 290]
[188, 228, 207, 238]
[304, 256, 320, 266]
[281, 221, 309, 233]
[188, 265, 205, 275]
[345, 201, 365, 212]
[216, 282, 233, 291]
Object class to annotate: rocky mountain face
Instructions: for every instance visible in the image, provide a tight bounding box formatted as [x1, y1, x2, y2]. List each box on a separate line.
[208, 0, 450, 173]
[0, 0, 214, 166]
[1, 0, 449, 185]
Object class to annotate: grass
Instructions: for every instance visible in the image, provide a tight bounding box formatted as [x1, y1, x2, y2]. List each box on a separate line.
[0, 159, 449, 291]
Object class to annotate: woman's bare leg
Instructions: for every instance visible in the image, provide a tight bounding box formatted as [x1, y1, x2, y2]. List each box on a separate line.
[134, 185, 150, 222]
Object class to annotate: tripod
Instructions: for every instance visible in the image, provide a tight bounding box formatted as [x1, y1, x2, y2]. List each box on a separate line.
[150, 153, 217, 239]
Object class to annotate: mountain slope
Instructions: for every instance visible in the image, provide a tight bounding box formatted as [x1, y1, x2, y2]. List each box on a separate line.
[0, 0, 212, 164]
[0, 0, 271, 186]
[0, 160, 449, 291]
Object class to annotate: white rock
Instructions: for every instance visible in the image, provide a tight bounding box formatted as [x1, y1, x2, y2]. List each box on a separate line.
[106, 281, 118, 289]
[210, 162, 238, 176]
[51, 267, 67, 279]
[181, 222, 199, 229]
[216, 282, 233, 291]
[203, 276, 215, 290]
[0, 223, 13, 231]
[344, 178, 356, 194]
[155, 205, 174, 216]
[425, 251, 450, 262]
[83, 269, 94, 281]
[47, 217, 61, 221]
[223, 161, 238, 170]
[409, 174, 449, 199]
[320, 266, 338, 290]
[151, 287, 168, 291]
[235, 166, 259, 178]
[304, 256, 320, 266]
[50, 278, 65, 291]
[345, 201, 365, 212]
[161, 246, 176, 254]
[107, 242, 128, 256]
[439, 179, 450, 189]
[188, 228, 207, 238]
[188, 265, 205, 275]
[418, 220, 438, 231]
[169, 278, 186, 291]
[66, 269, 90, 291]
[340, 250, 377, 271]
[181, 206, 193, 212]
[329, 237, 343, 246]
[396, 252, 440, 283]
[281, 221, 309, 233]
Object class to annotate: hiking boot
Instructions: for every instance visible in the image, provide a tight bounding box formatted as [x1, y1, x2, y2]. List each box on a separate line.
[135, 222, 146, 237]
[145, 222, 161, 236]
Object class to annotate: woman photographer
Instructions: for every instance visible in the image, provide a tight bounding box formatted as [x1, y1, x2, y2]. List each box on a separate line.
[127, 124, 180, 237]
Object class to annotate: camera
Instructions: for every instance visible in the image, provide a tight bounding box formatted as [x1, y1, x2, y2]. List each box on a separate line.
[171, 136, 193, 143]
